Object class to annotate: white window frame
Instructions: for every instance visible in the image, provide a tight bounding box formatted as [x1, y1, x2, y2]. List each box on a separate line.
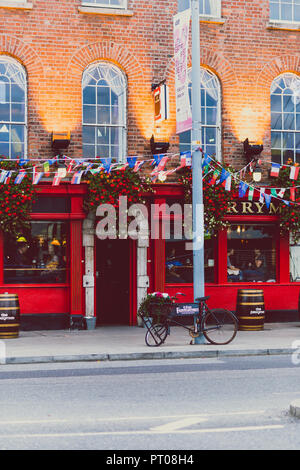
[270, 0, 300, 23]
[199, 0, 221, 19]
[81, 0, 127, 9]
[82, 61, 127, 162]
[179, 67, 222, 162]
[271, 73, 300, 165]
[0, 56, 27, 159]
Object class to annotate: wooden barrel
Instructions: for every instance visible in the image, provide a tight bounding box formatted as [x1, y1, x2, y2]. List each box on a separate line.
[236, 289, 265, 331]
[0, 293, 20, 339]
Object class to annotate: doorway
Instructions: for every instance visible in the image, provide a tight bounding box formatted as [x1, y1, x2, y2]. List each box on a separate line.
[96, 239, 131, 325]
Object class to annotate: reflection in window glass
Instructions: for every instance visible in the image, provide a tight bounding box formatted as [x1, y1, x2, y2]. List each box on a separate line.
[290, 234, 300, 282]
[227, 224, 277, 283]
[270, 0, 300, 22]
[165, 229, 215, 284]
[4, 222, 68, 284]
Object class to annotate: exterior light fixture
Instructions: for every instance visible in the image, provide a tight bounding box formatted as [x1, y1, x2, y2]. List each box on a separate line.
[150, 134, 169, 155]
[243, 138, 263, 164]
[52, 131, 70, 155]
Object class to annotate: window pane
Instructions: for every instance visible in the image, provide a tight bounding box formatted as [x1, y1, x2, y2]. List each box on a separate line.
[11, 103, 25, 123]
[83, 105, 96, 124]
[282, 4, 292, 20]
[83, 144, 95, 158]
[270, 2, 280, 19]
[227, 224, 277, 282]
[271, 131, 281, 148]
[0, 103, 9, 121]
[283, 113, 295, 130]
[0, 142, 9, 157]
[271, 148, 282, 163]
[97, 106, 110, 124]
[83, 86, 96, 105]
[82, 125, 95, 144]
[271, 112, 282, 129]
[97, 86, 110, 105]
[271, 94, 282, 112]
[4, 222, 69, 284]
[97, 126, 109, 145]
[11, 84, 25, 103]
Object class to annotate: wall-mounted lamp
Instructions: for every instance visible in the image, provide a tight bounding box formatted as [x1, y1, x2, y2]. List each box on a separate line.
[52, 131, 70, 155]
[252, 163, 262, 182]
[243, 138, 263, 164]
[150, 134, 169, 155]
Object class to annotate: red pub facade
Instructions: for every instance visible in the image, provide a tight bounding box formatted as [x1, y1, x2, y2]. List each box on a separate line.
[0, 0, 298, 329]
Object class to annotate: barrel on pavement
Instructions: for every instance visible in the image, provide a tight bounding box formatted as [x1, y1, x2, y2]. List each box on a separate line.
[0, 293, 20, 339]
[236, 289, 265, 331]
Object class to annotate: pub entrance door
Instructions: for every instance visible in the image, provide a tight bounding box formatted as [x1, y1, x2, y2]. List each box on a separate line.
[96, 239, 130, 325]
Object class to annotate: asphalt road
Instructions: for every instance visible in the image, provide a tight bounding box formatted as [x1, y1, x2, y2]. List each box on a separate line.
[0, 355, 299, 451]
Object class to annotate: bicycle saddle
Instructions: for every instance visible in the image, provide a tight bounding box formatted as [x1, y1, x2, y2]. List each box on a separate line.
[195, 296, 210, 302]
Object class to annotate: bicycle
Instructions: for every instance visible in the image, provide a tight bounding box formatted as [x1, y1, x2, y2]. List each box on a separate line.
[140, 293, 238, 347]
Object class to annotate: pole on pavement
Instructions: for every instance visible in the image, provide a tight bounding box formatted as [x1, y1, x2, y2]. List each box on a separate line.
[190, 0, 206, 343]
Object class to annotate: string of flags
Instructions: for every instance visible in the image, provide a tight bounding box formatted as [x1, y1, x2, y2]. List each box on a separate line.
[0, 151, 298, 206]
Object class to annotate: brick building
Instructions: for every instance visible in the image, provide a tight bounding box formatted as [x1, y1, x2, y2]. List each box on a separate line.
[0, 0, 299, 330]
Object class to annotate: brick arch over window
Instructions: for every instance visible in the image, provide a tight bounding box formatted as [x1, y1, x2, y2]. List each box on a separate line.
[255, 55, 300, 92]
[66, 41, 145, 84]
[0, 35, 44, 78]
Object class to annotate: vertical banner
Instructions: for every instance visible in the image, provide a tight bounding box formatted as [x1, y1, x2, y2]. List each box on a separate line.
[173, 8, 192, 134]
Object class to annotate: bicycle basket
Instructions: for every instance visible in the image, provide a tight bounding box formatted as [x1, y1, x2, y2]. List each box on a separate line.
[149, 302, 173, 317]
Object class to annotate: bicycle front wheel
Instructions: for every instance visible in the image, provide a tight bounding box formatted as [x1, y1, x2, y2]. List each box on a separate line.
[145, 323, 168, 347]
[202, 309, 238, 345]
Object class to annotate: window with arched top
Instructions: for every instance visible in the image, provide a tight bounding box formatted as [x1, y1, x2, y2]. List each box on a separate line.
[82, 61, 127, 161]
[0, 56, 27, 159]
[179, 67, 221, 161]
[271, 73, 300, 165]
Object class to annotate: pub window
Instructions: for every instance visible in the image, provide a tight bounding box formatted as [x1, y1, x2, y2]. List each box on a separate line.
[0, 56, 27, 159]
[271, 73, 300, 165]
[82, 61, 127, 161]
[32, 197, 70, 213]
[199, 0, 221, 17]
[82, 0, 127, 8]
[290, 234, 300, 282]
[179, 67, 221, 161]
[4, 221, 69, 284]
[165, 221, 215, 284]
[270, 0, 300, 22]
[227, 224, 277, 283]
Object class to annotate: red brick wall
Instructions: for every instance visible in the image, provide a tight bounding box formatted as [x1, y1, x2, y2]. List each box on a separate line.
[0, 0, 299, 171]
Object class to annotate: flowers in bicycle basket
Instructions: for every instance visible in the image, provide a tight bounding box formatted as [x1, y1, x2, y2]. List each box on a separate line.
[138, 292, 172, 323]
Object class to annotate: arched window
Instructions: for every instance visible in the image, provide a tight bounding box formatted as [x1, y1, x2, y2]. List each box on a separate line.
[82, 61, 127, 161]
[179, 67, 221, 161]
[271, 73, 300, 164]
[0, 56, 27, 159]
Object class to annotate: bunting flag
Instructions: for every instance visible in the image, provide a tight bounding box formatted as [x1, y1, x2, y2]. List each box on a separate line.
[270, 188, 278, 198]
[67, 159, 75, 173]
[180, 151, 192, 167]
[270, 163, 280, 177]
[0, 170, 8, 183]
[133, 161, 145, 172]
[202, 153, 211, 168]
[127, 157, 137, 169]
[225, 174, 232, 191]
[151, 156, 169, 175]
[290, 166, 300, 180]
[259, 188, 265, 203]
[248, 186, 254, 201]
[52, 172, 62, 186]
[4, 171, 12, 184]
[278, 188, 286, 198]
[14, 170, 26, 184]
[208, 169, 219, 186]
[100, 158, 112, 174]
[264, 193, 271, 209]
[220, 168, 230, 184]
[71, 170, 84, 185]
[290, 187, 296, 202]
[33, 172, 43, 185]
[44, 161, 50, 176]
[238, 181, 248, 198]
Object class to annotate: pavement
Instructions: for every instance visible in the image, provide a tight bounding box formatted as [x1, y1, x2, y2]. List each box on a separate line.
[0, 321, 300, 365]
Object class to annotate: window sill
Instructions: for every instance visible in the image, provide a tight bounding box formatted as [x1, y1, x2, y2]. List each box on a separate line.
[267, 20, 300, 31]
[199, 15, 225, 25]
[78, 5, 133, 17]
[0, 1, 32, 9]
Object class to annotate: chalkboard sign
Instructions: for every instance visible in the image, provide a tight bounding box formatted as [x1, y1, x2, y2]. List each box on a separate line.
[172, 303, 199, 316]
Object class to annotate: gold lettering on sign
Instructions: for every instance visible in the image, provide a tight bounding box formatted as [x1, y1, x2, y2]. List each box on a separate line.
[254, 202, 264, 214]
[269, 203, 280, 214]
[241, 202, 254, 214]
[227, 202, 238, 214]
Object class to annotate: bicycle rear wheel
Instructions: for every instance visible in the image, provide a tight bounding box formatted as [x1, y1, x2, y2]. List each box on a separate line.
[145, 323, 168, 347]
[202, 309, 238, 345]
